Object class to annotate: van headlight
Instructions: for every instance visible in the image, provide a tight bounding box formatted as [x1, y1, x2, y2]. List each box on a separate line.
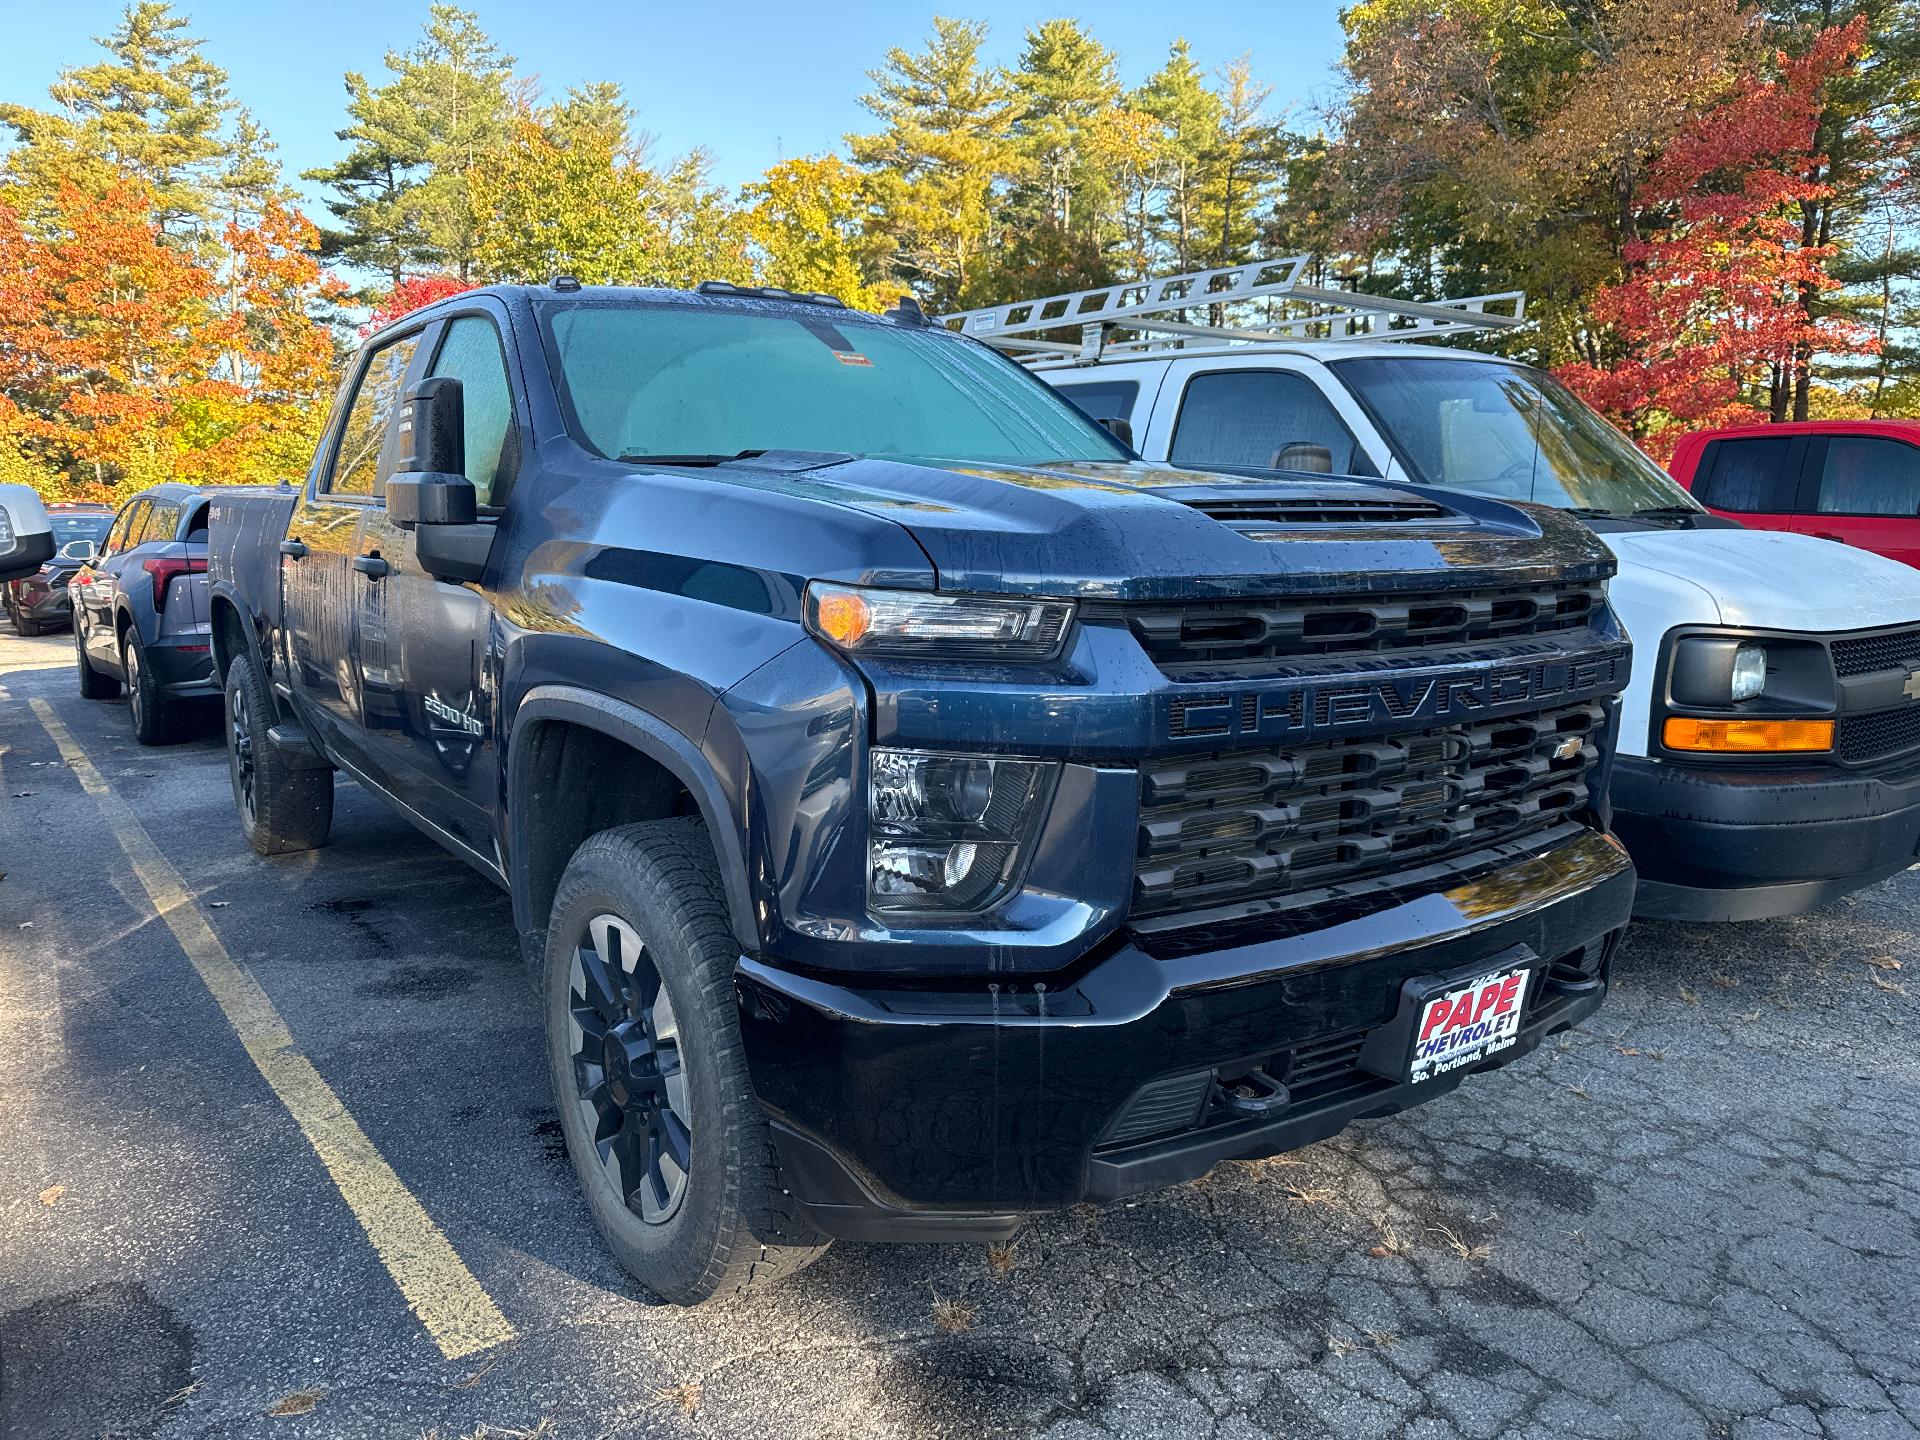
[1730, 643, 1767, 702]
[867, 749, 1054, 915]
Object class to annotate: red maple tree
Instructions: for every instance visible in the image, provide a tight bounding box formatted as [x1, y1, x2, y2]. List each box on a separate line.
[364, 274, 476, 334]
[1557, 18, 1875, 458]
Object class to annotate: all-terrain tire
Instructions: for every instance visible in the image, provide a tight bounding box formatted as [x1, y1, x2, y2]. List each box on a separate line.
[224, 650, 334, 855]
[73, 620, 119, 700]
[544, 818, 829, 1305]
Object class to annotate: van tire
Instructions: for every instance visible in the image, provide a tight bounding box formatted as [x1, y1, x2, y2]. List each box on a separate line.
[225, 650, 333, 855]
[544, 818, 828, 1305]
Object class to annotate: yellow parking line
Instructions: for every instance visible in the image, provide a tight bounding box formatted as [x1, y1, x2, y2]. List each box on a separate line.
[28, 698, 515, 1361]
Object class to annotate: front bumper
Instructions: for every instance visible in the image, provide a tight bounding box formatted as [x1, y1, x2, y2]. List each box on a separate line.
[736, 827, 1633, 1241]
[1613, 754, 1920, 921]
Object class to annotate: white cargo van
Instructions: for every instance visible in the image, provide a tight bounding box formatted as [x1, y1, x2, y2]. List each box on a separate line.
[950, 260, 1920, 921]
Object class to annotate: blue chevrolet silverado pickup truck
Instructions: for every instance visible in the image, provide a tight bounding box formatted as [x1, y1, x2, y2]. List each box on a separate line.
[208, 279, 1635, 1304]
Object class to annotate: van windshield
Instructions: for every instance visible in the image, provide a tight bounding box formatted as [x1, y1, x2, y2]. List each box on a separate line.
[1332, 357, 1701, 517]
[539, 301, 1128, 467]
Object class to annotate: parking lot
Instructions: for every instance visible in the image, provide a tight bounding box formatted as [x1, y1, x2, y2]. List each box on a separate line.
[0, 624, 1915, 1440]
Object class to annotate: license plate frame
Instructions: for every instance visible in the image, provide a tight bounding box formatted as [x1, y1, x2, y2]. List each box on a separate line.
[1357, 943, 1542, 1086]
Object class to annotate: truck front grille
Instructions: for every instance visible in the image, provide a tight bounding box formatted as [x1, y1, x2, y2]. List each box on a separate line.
[1133, 700, 1606, 923]
[1104, 580, 1606, 679]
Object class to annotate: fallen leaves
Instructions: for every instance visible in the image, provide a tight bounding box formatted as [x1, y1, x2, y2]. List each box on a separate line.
[265, 1389, 325, 1418]
[1868, 955, 1902, 971]
[37, 1184, 63, 1206]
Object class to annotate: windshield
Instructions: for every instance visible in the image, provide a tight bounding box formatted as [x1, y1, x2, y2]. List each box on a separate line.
[540, 301, 1128, 466]
[1332, 357, 1700, 516]
[50, 514, 111, 546]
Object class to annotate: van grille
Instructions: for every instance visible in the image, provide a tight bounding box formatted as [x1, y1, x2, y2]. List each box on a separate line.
[1831, 625, 1920, 678]
[1102, 580, 1607, 679]
[1838, 705, 1920, 765]
[1134, 700, 1605, 923]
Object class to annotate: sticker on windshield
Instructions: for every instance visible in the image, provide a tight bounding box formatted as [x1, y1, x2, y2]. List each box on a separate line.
[835, 352, 873, 367]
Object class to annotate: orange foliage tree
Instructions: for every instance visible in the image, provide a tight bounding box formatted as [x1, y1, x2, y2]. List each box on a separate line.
[1555, 20, 1877, 457]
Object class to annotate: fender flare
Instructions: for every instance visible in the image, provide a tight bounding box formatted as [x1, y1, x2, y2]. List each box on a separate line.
[508, 685, 759, 952]
[207, 581, 280, 718]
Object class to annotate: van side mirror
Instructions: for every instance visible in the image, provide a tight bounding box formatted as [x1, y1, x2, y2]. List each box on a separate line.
[0, 483, 55, 584]
[1271, 442, 1334, 474]
[1097, 416, 1135, 450]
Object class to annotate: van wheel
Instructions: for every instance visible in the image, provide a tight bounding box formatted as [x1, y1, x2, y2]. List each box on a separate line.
[74, 621, 119, 700]
[544, 818, 828, 1305]
[225, 651, 333, 855]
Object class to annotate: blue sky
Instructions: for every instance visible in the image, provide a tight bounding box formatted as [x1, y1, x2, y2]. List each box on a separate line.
[0, 1, 1349, 212]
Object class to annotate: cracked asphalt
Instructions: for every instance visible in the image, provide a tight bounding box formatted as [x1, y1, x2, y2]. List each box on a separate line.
[1, 625, 1916, 1440]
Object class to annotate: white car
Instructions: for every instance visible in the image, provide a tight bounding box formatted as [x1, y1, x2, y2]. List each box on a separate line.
[1038, 340, 1920, 921]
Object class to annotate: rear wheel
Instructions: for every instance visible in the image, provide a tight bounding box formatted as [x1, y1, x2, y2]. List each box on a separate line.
[14, 611, 44, 637]
[545, 818, 827, 1305]
[225, 651, 333, 855]
[123, 632, 176, 745]
[73, 618, 119, 700]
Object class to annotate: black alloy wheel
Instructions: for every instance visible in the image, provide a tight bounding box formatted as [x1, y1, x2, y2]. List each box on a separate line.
[228, 667, 257, 826]
[568, 912, 692, 1225]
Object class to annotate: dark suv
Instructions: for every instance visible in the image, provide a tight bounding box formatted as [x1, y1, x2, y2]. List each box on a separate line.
[72, 483, 217, 743]
[5, 504, 114, 634]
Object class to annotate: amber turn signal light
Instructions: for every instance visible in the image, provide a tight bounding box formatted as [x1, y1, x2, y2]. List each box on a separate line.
[811, 589, 873, 647]
[1662, 717, 1834, 753]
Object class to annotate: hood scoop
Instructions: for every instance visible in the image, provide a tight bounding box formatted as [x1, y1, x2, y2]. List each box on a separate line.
[1182, 492, 1455, 529]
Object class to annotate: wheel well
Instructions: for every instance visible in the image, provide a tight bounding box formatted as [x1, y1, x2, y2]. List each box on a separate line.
[511, 718, 705, 951]
[211, 599, 247, 683]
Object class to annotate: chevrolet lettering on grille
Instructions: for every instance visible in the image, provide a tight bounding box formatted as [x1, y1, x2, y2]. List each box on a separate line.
[1165, 648, 1629, 743]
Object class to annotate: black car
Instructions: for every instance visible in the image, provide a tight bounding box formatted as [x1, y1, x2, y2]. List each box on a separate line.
[5, 506, 114, 635]
[71, 483, 217, 743]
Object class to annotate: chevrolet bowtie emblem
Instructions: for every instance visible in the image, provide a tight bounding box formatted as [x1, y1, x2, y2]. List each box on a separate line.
[1552, 736, 1584, 760]
[1905, 668, 1920, 702]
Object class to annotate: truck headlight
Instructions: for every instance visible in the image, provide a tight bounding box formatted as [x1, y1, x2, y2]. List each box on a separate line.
[807, 582, 1074, 660]
[1730, 643, 1767, 701]
[868, 749, 1054, 914]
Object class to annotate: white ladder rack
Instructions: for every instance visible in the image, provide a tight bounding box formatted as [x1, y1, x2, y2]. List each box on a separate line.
[938, 255, 1526, 368]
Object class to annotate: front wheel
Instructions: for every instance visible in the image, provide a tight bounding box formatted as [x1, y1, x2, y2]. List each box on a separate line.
[225, 651, 333, 855]
[544, 818, 828, 1305]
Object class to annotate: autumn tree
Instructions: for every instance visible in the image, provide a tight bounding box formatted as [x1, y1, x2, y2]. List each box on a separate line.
[1556, 21, 1877, 452]
[742, 155, 892, 308]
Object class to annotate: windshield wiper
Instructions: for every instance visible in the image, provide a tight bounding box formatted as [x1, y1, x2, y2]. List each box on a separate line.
[1632, 505, 1703, 518]
[1561, 506, 1624, 519]
[615, 451, 761, 467]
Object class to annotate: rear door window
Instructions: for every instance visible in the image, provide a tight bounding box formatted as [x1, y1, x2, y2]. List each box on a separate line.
[326, 332, 422, 497]
[1813, 436, 1920, 516]
[1170, 370, 1371, 475]
[1694, 438, 1800, 512]
[140, 500, 183, 545]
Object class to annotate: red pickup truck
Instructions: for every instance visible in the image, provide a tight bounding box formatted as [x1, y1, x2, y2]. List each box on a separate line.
[1669, 420, 1920, 568]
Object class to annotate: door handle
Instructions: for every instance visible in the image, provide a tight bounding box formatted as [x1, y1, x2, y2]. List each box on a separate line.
[352, 553, 389, 579]
[1813, 532, 1847, 543]
[280, 539, 309, 559]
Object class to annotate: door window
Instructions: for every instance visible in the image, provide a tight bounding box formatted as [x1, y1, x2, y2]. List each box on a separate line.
[1170, 371, 1372, 475]
[326, 332, 422, 497]
[427, 316, 515, 505]
[1054, 379, 1141, 427]
[106, 502, 148, 556]
[1814, 437, 1920, 516]
[1694, 438, 1798, 512]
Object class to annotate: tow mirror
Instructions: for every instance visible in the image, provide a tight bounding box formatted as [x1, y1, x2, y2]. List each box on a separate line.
[1271, 442, 1334, 474]
[1097, 416, 1135, 449]
[0, 484, 55, 584]
[385, 376, 493, 583]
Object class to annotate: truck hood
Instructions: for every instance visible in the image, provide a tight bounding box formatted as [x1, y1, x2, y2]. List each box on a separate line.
[704, 452, 1615, 602]
[1604, 527, 1920, 631]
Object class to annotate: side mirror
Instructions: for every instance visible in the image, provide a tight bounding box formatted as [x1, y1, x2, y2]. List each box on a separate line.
[60, 539, 98, 561]
[387, 375, 493, 583]
[1097, 416, 1135, 450]
[0, 484, 55, 584]
[1271, 442, 1334, 474]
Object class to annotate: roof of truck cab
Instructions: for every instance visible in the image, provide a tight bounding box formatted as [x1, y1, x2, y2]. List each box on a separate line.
[377, 281, 906, 336]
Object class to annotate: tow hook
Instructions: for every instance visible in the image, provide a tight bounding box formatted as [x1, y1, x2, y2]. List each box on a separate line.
[1215, 1067, 1291, 1119]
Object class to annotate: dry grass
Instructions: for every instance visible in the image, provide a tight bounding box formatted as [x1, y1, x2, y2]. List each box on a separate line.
[985, 1242, 1018, 1274]
[265, 1389, 325, 1418]
[1709, 973, 1739, 989]
[1325, 1333, 1359, 1358]
[1281, 1184, 1339, 1206]
[1678, 986, 1701, 1005]
[655, 1382, 703, 1418]
[1869, 955, 1903, 971]
[931, 1292, 977, 1333]
[1368, 1214, 1411, 1259]
[1429, 1223, 1492, 1262]
[1365, 1329, 1400, 1349]
[1870, 972, 1908, 995]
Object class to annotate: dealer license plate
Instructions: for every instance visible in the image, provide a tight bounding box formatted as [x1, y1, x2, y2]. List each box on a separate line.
[1407, 964, 1533, 1084]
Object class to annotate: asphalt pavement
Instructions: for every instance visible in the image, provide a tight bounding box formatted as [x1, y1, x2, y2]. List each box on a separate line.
[1, 624, 1916, 1440]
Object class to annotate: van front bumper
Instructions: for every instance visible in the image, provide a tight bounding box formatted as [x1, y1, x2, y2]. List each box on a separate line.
[1613, 755, 1920, 921]
[735, 828, 1633, 1242]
